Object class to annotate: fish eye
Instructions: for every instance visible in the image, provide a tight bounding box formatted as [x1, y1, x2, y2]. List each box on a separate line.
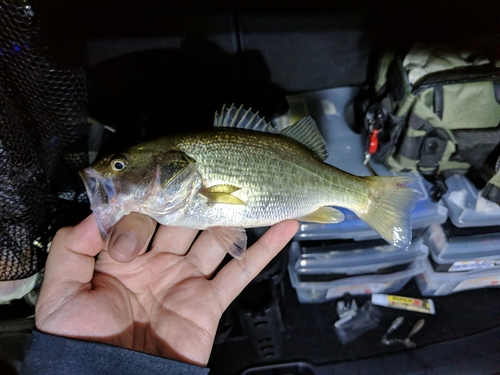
[110, 154, 129, 172]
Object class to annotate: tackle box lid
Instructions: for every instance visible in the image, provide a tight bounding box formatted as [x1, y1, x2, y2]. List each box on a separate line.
[289, 236, 428, 276]
[442, 174, 500, 228]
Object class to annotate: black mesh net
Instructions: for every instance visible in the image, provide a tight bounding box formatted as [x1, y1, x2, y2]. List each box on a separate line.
[0, 1, 89, 281]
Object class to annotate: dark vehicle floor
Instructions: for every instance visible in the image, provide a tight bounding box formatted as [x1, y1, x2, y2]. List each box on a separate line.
[209, 273, 500, 374]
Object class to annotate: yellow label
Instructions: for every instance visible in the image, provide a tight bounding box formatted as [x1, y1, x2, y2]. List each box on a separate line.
[387, 295, 430, 310]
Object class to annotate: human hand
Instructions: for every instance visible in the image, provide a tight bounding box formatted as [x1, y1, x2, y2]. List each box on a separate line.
[35, 213, 298, 366]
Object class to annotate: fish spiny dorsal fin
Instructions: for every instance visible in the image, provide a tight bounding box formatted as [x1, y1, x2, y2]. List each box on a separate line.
[280, 117, 329, 161]
[214, 104, 279, 133]
[214, 104, 328, 160]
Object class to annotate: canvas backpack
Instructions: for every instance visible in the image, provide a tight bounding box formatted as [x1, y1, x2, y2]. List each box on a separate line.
[360, 40, 500, 202]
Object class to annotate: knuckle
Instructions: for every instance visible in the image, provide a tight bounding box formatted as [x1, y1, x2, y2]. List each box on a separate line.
[237, 257, 254, 281]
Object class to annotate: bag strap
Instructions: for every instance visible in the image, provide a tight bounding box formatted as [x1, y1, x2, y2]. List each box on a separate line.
[482, 168, 500, 205]
[415, 129, 450, 201]
[495, 79, 500, 104]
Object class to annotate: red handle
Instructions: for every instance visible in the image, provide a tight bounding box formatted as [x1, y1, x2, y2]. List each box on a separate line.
[368, 128, 380, 155]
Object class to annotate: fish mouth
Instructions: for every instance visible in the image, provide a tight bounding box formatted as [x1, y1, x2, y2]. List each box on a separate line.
[79, 168, 121, 239]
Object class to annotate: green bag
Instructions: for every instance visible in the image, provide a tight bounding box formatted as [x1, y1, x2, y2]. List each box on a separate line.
[362, 42, 500, 202]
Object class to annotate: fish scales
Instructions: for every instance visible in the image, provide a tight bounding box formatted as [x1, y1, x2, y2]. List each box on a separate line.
[162, 129, 358, 228]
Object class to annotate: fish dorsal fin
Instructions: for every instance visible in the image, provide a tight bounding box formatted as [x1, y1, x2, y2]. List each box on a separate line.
[280, 117, 329, 161]
[214, 104, 278, 133]
[214, 104, 328, 160]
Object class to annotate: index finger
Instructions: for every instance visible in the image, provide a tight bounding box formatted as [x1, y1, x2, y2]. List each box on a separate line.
[211, 220, 299, 311]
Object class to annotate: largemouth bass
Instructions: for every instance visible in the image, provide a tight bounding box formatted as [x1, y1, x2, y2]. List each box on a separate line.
[80, 105, 420, 258]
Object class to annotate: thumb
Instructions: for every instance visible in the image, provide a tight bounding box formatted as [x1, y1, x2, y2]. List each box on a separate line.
[106, 212, 157, 263]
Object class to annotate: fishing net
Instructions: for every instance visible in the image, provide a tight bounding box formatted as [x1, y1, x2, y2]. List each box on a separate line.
[0, 1, 89, 281]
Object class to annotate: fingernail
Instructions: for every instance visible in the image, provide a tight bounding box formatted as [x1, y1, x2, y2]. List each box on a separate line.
[112, 232, 139, 262]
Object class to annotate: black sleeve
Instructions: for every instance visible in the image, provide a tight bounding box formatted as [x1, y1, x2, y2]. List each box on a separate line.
[20, 330, 210, 375]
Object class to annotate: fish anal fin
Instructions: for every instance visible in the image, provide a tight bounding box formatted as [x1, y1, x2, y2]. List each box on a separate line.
[209, 227, 247, 259]
[297, 207, 344, 224]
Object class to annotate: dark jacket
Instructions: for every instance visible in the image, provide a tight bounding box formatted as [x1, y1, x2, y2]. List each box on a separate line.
[21, 330, 210, 375]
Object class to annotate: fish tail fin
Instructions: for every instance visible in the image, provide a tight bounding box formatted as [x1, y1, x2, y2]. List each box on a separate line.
[355, 176, 421, 250]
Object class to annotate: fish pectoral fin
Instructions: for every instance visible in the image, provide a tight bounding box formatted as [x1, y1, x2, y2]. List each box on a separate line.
[204, 184, 241, 194]
[202, 192, 246, 205]
[200, 185, 246, 205]
[297, 207, 345, 224]
[208, 227, 247, 259]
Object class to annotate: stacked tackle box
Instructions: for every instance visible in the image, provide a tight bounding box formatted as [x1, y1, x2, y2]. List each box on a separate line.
[415, 175, 500, 296]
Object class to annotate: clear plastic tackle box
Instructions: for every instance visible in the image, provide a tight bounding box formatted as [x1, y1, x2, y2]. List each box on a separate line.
[288, 237, 428, 303]
[424, 222, 500, 273]
[442, 174, 500, 228]
[415, 256, 500, 296]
